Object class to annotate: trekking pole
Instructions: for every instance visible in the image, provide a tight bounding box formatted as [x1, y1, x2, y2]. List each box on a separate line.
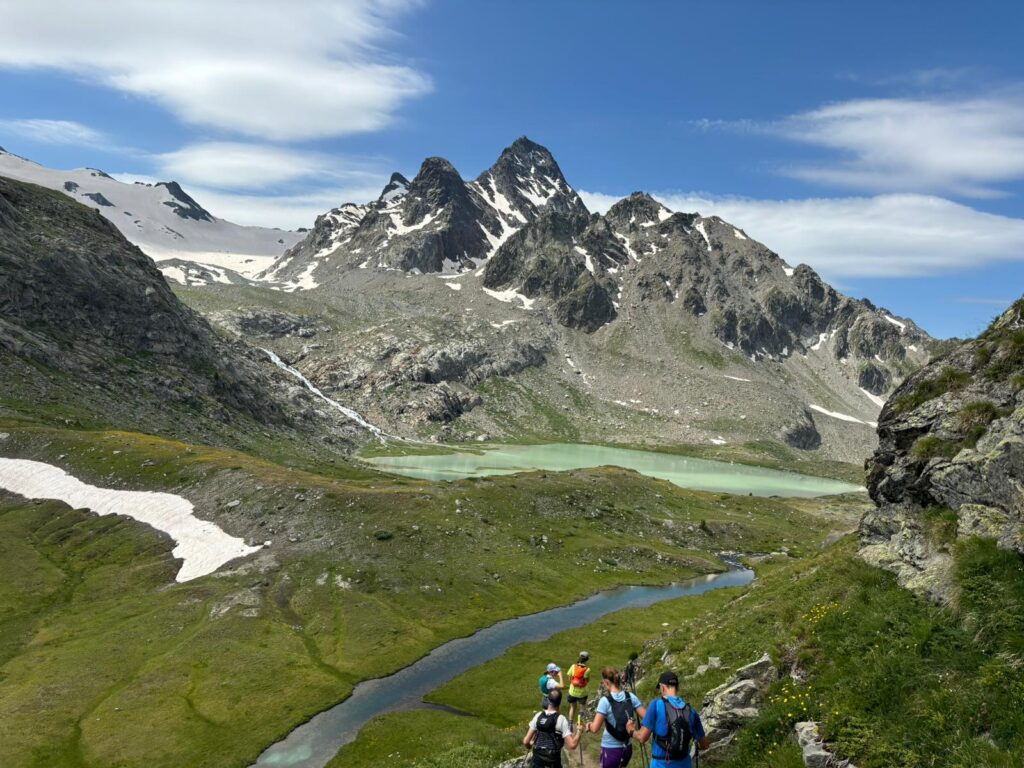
[626, 676, 650, 768]
[576, 714, 584, 767]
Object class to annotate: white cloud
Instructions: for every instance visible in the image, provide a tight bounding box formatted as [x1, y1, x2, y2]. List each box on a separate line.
[0, 1, 429, 141]
[579, 190, 1024, 279]
[153, 142, 381, 190]
[698, 93, 1024, 197]
[0, 118, 104, 146]
[113, 173, 385, 230]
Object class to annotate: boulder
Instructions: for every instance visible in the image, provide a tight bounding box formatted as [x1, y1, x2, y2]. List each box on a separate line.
[700, 652, 777, 746]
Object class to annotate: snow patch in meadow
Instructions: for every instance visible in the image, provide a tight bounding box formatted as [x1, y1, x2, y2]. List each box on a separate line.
[0, 458, 259, 581]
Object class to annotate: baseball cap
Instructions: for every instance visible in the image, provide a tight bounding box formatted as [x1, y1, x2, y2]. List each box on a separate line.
[547, 663, 561, 673]
[579, 651, 590, 661]
[658, 671, 679, 688]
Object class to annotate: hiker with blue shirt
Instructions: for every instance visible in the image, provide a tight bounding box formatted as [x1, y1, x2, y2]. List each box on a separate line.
[587, 666, 646, 768]
[635, 671, 709, 768]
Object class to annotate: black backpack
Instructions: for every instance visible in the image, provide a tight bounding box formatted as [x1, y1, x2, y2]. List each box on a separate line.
[602, 693, 635, 743]
[654, 698, 693, 760]
[534, 710, 565, 754]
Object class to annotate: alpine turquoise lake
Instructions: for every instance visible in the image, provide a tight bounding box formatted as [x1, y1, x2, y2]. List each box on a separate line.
[364, 443, 863, 498]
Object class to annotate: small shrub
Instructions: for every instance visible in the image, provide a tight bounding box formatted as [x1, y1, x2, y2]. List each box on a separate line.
[985, 328, 1024, 381]
[373, 530, 393, 541]
[956, 401, 1004, 448]
[911, 435, 960, 461]
[894, 367, 971, 413]
[922, 506, 959, 546]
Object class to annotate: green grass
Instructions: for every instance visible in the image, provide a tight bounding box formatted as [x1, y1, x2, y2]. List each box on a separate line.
[364, 536, 1024, 768]
[0, 421, 855, 768]
[892, 367, 971, 414]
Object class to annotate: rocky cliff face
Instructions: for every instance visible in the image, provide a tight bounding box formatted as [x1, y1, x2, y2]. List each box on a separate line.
[0, 175, 355, 443]
[861, 298, 1024, 601]
[222, 138, 938, 455]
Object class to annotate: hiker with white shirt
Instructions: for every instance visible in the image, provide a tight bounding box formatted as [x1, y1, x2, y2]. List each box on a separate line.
[524, 688, 582, 768]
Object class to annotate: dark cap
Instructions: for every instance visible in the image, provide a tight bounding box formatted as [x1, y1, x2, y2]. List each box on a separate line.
[658, 671, 679, 688]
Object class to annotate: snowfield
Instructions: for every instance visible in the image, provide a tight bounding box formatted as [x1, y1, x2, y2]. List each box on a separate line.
[0, 458, 260, 581]
[0, 149, 301, 278]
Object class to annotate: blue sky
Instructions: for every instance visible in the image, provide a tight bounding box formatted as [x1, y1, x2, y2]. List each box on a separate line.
[1, 0, 1023, 338]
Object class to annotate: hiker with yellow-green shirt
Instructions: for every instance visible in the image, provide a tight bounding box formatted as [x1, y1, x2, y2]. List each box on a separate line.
[566, 651, 591, 723]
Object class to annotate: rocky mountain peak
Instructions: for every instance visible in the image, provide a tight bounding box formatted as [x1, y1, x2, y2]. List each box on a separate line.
[378, 172, 410, 203]
[605, 192, 671, 229]
[477, 136, 587, 221]
[156, 180, 214, 222]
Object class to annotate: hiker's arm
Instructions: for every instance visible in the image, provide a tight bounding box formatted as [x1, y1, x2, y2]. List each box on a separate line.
[634, 725, 653, 744]
[565, 728, 581, 750]
[635, 705, 647, 719]
[523, 728, 535, 748]
[587, 713, 605, 733]
[698, 735, 711, 750]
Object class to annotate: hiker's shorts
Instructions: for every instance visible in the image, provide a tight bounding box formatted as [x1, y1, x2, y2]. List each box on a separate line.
[567, 692, 588, 704]
[600, 743, 634, 768]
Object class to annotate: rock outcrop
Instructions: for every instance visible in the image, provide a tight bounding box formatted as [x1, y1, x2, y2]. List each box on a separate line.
[0, 175, 360, 448]
[795, 721, 858, 768]
[861, 298, 1024, 601]
[700, 653, 778, 748]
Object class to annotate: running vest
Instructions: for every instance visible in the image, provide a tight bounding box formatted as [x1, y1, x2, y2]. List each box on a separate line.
[602, 692, 635, 743]
[533, 710, 565, 767]
[568, 663, 589, 697]
[538, 673, 553, 696]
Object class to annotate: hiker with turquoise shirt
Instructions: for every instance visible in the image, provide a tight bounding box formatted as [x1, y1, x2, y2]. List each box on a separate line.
[634, 671, 709, 768]
[587, 666, 646, 768]
[539, 662, 565, 708]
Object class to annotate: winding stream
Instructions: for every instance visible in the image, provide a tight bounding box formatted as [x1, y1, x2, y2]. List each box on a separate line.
[252, 566, 753, 767]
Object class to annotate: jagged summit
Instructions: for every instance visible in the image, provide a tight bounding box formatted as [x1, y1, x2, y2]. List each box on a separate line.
[156, 181, 214, 222]
[263, 137, 590, 284]
[378, 172, 409, 203]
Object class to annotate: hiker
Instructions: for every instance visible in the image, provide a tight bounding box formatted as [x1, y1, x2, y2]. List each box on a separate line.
[587, 666, 646, 768]
[634, 671, 709, 768]
[539, 662, 565, 708]
[524, 688, 582, 768]
[566, 651, 591, 723]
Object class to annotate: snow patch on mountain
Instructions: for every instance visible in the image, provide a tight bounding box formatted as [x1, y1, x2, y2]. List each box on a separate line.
[0, 148, 300, 277]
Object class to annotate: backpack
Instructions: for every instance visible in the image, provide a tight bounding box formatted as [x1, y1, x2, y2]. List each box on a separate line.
[653, 698, 693, 760]
[534, 710, 565, 754]
[602, 693, 635, 743]
[538, 674, 551, 696]
[569, 663, 589, 689]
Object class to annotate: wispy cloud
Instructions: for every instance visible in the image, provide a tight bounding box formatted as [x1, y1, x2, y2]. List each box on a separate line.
[0, 1, 430, 141]
[0, 118, 104, 146]
[152, 142, 383, 191]
[579, 190, 1024, 279]
[112, 173, 386, 230]
[697, 92, 1024, 197]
